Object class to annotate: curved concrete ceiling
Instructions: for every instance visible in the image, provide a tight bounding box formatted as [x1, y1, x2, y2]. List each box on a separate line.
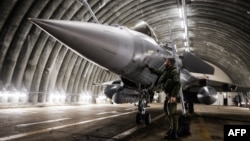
[0, 0, 249, 103]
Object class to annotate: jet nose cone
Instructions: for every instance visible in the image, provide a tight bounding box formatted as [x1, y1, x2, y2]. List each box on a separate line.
[30, 18, 120, 69]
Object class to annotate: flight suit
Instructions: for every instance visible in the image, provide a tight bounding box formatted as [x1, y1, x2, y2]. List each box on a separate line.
[148, 66, 181, 138]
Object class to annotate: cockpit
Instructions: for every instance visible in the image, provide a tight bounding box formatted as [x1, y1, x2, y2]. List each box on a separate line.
[130, 20, 158, 42]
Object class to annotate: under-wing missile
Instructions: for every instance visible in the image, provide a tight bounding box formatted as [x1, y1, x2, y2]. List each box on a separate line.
[29, 18, 169, 88]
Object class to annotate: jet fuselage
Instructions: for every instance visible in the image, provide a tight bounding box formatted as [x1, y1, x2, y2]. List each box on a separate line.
[30, 19, 171, 88]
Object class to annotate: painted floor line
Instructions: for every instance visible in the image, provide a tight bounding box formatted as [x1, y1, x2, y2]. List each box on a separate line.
[199, 117, 212, 141]
[96, 111, 119, 115]
[0, 111, 136, 141]
[16, 118, 71, 127]
[125, 108, 137, 111]
[107, 113, 165, 141]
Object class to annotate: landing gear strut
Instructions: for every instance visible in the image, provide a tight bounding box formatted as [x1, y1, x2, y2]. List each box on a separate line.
[135, 87, 152, 125]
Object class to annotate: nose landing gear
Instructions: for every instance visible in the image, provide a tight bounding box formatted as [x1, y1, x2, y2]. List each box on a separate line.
[135, 88, 152, 125]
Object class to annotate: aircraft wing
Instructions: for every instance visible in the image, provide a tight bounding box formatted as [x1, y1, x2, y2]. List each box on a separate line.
[93, 81, 113, 86]
[182, 76, 250, 105]
[93, 80, 122, 86]
[205, 79, 250, 92]
[186, 78, 250, 93]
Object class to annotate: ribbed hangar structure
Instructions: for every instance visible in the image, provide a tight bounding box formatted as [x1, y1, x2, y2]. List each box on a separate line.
[0, 0, 250, 105]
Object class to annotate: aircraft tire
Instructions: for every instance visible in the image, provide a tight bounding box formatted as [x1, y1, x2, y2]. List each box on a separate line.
[145, 113, 151, 125]
[136, 113, 141, 124]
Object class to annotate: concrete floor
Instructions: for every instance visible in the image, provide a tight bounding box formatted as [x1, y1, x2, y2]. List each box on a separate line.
[0, 103, 249, 141]
[122, 104, 250, 141]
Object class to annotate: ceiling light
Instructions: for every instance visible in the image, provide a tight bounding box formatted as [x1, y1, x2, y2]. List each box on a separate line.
[184, 41, 187, 46]
[183, 33, 186, 39]
[185, 47, 190, 52]
[247, 11, 250, 15]
[181, 21, 184, 28]
[179, 8, 183, 18]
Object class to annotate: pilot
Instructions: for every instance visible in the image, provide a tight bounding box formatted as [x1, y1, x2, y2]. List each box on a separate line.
[147, 58, 181, 140]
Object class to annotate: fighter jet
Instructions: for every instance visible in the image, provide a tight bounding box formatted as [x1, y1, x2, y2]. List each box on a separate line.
[29, 18, 250, 125]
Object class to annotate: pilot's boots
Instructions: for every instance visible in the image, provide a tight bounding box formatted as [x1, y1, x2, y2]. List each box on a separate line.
[165, 127, 172, 136]
[164, 131, 178, 140]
